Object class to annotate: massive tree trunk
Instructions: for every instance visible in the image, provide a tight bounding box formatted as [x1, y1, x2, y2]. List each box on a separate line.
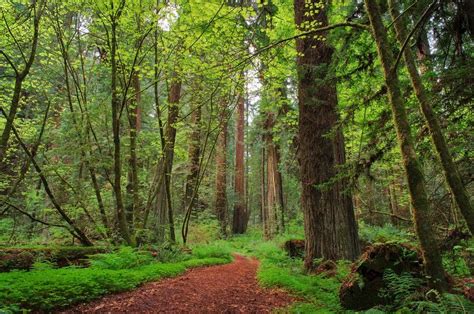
[184, 104, 202, 214]
[232, 94, 248, 234]
[215, 100, 228, 237]
[110, 3, 132, 245]
[389, 0, 474, 234]
[364, 0, 447, 290]
[294, 0, 360, 269]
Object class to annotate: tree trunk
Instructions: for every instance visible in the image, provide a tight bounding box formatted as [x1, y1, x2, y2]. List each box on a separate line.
[294, 0, 360, 269]
[215, 100, 228, 237]
[155, 78, 181, 242]
[389, 0, 474, 234]
[232, 94, 248, 234]
[365, 0, 447, 290]
[184, 104, 202, 213]
[260, 144, 266, 225]
[111, 5, 132, 245]
[126, 71, 141, 230]
[263, 111, 285, 239]
[0, 1, 44, 164]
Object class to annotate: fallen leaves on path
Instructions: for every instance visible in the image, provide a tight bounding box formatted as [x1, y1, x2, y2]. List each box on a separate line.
[62, 254, 295, 313]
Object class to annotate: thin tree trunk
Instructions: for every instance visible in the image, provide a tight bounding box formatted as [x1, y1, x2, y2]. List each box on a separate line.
[184, 104, 202, 213]
[294, 0, 360, 269]
[110, 2, 132, 245]
[215, 100, 228, 237]
[232, 94, 248, 234]
[155, 78, 181, 242]
[0, 0, 44, 164]
[126, 71, 141, 230]
[389, 0, 474, 234]
[6, 118, 93, 246]
[365, 0, 447, 290]
[260, 144, 266, 226]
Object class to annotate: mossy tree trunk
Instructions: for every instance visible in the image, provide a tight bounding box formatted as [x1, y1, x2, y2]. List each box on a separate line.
[364, 0, 447, 290]
[389, 0, 474, 234]
[184, 103, 202, 214]
[110, 1, 132, 245]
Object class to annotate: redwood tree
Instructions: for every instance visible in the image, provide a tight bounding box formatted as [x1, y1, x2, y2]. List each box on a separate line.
[215, 100, 229, 237]
[294, 0, 360, 269]
[232, 94, 248, 234]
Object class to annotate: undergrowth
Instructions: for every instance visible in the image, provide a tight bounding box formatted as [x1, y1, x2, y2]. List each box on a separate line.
[0, 246, 232, 312]
[213, 223, 474, 313]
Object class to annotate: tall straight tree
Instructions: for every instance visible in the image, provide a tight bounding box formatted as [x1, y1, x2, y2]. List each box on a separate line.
[388, 0, 474, 234]
[294, 0, 360, 269]
[364, 0, 447, 290]
[215, 99, 229, 237]
[232, 94, 248, 234]
[184, 102, 202, 214]
[154, 75, 181, 243]
[109, 0, 132, 245]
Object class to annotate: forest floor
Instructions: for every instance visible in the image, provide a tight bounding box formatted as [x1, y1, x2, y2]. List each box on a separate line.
[62, 254, 296, 313]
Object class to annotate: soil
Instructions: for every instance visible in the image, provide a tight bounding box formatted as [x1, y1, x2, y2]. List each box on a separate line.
[62, 254, 295, 313]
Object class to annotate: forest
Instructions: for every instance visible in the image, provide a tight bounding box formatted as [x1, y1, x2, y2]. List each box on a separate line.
[0, 0, 473, 312]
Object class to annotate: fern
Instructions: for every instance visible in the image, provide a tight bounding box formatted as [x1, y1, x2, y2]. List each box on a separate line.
[379, 269, 423, 309]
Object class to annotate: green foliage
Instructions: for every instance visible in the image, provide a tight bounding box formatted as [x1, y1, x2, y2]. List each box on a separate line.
[401, 291, 474, 313]
[358, 222, 415, 244]
[89, 247, 154, 270]
[379, 269, 424, 309]
[191, 243, 232, 261]
[0, 247, 232, 312]
[443, 238, 474, 277]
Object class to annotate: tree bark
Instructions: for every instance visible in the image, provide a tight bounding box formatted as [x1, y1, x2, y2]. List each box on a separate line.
[110, 2, 132, 245]
[232, 94, 248, 234]
[184, 104, 202, 214]
[215, 100, 228, 237]
[263, 111, 285, 239]
[365, 0, 447, 290]
[155, 78, 181, 242]
[294, 0, 360, 269]
[126, 71, 141, 230]
[389, 0, 474, 234]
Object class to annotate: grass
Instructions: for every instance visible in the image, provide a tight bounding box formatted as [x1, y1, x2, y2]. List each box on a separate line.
[0, 246, 232, 312]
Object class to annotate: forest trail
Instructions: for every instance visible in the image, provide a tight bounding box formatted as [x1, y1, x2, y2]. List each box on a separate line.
[63, 255, 295, 313]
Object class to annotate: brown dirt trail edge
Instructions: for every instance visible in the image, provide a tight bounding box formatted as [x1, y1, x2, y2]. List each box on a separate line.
[62, 254, 295, 313]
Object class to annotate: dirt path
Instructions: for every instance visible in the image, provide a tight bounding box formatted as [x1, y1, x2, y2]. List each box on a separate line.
[64, 255, 295, 313]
